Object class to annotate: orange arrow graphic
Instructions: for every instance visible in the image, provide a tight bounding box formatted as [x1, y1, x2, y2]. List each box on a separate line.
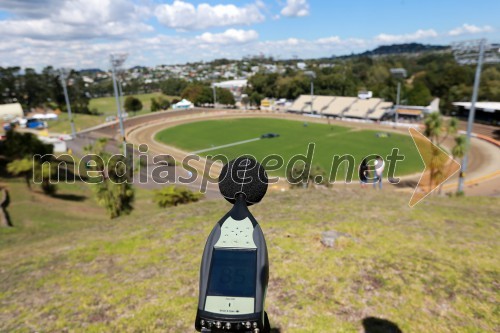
[408, 128, 461, 207]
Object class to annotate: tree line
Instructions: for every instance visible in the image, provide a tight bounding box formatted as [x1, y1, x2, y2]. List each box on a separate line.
[3, 51, 499, 115]
[244, 53, 500, 114]
[0, 66, 91, 114]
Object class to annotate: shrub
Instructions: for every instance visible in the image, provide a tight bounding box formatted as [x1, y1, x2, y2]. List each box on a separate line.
[154, 186, 203, 208]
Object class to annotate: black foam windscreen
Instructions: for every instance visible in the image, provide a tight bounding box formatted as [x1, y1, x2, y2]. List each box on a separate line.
[218, 157, 268, 206]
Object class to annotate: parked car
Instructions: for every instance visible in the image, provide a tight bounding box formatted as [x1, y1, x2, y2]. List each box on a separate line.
[26, 118, 47, 129]
[261, 133, 280, 139]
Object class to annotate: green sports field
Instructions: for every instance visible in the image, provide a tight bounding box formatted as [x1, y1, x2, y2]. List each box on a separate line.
[155, 118, 423, 179]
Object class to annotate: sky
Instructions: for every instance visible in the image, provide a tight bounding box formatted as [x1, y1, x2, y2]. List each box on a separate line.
[0, 0, 498, 70]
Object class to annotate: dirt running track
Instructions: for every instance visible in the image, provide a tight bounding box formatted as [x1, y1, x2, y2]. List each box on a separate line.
[121, 108, 499, 197]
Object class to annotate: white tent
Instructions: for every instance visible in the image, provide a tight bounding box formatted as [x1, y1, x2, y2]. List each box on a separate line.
[173, 99, 194, 109]
[31, 113, 58, 120]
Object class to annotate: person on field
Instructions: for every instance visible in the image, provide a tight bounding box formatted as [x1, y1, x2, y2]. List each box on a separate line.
[373, 155, 385, 190]
[359, 158, 369, 188]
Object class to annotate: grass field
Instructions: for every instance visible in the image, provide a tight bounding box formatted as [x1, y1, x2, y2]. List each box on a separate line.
[155, 118, 423, 179]
[47, 93, 178, 134]
[0, 179, 498, 332]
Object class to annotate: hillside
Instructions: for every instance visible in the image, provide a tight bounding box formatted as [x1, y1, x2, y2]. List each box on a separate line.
[0, 181, 498, 332]
[356, 43, 449, 57]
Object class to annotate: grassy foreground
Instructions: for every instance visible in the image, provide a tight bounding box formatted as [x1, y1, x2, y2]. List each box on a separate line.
[0, 180, 498, 332]
[155, 118, 423, 178]
[48, 93, 178, 134]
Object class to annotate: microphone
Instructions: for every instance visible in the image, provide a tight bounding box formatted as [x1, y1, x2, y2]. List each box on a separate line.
[195, 157, 270, 333]
[218, 156, 268, 206]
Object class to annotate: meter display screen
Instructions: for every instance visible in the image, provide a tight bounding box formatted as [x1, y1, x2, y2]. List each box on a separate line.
[207, 249, 257, 298]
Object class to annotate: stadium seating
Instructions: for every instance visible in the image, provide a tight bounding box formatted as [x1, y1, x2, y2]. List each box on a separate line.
[311, 96, 335, 113]
[343, 98, 382, 118]
[288, 95, 315, 113]
[368, 102, 393, 120]
[287, 95, 394, 120]
[322, 96, 358, 117]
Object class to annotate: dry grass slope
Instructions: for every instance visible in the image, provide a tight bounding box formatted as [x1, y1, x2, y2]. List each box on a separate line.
[0, 181, 498, 332]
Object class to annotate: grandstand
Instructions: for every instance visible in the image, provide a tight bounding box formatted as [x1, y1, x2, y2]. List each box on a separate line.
[368, 102, 393, 120]
[288, 95, 393, 120]
[288, 95, 315, 113]
[311, 95, 334, 114]
[343, 98, 382, 118]
[322, 97, 356, 117]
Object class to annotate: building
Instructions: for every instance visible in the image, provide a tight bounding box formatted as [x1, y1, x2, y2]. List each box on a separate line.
[0, 103, 23, 121]
[287, 95, 393, 121]
[392, 98, 440, 121]
[213, 79, 248, 100]
[452, 101, 500, 125]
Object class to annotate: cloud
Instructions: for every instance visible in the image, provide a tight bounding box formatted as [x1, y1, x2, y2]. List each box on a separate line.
[154, 0, 264, 30]
[374, 29, 438, 43]
[448, 24, 494, 36]
[281, 0, 310, 17]
[0, 0, 65, 18]
[0, 0, 153, 40]
[316, 36, 341, 45]
[196, 29, 259, 44]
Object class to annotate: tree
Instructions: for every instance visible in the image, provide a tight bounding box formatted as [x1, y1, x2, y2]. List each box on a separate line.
[151, 96, 171, 112]
[407, 81, 433, 106]
[124, 96, 143, 115]
[2, 130, 55, 194]
[1, 130, 53, 160]
[85, 139, 134, 219]
[424, 112, 443, 144]
[153, 186, 203, 208]
[160, 78, 188, 96]
[181, 84, 212, 106]
[0, 188, 12, 227]
[7, 158, 33, 190]
[250, 92, 263, 106]
[452, 135, 467, 161]
[216, 87, 235, 106]
[424, 113, 463, 195]
[150, 97, 160, 112]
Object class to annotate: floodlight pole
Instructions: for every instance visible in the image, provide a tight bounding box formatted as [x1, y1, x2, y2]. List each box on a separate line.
[212, 84, 217, 108]
[110, 54, 128, 157]
[305, 71, 316, 113]
[390, 68, 406, 125]
[395, 82, 401, 124]
[59, 69, 76, 138]
[310, 79, 314, 113]
[457, 39, 486, 193]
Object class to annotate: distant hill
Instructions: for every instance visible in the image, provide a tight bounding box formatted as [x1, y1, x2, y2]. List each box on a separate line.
[338, 43, 450, 59]
[78, 68, 104, 74]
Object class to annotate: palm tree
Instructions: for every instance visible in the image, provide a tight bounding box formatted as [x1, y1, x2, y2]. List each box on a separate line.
[424, 112, 442, 144]
[440, 117, 458, 144]
[437, 135, 467, 194]
[452, 135, 467, 161]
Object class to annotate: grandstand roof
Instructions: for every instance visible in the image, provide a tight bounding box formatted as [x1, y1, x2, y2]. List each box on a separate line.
[323, 97, 357, 116]
[453, 102, 500, 112]
[287, 95, 393, 120]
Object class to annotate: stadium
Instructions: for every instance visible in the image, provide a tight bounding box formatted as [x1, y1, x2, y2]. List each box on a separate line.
[1, 1, 499, 332]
